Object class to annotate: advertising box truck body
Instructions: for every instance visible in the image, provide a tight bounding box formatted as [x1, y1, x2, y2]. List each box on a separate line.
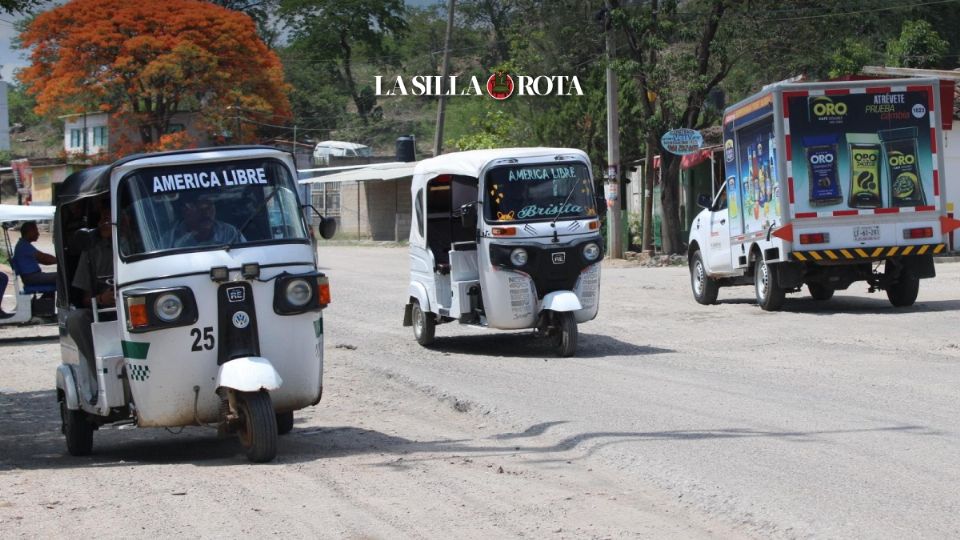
[688, 78, 960, 310]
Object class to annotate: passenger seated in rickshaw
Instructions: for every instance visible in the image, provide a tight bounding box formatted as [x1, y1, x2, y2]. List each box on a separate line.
[167, 192, 244, 248]
[11, 221, 57, 289]
[66, 206, 115, 387]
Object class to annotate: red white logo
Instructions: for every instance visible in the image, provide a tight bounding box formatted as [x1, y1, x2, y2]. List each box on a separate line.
[486, 71, 515, 100]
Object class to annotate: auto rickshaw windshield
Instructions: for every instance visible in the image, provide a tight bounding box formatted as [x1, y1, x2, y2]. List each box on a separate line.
[484, 162, 597, 223]
[117, 158, 308, 257]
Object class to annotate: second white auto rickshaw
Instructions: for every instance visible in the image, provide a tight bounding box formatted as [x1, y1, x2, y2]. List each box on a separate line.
[54, 146, 336, 462]
[403, 148, 604, 357]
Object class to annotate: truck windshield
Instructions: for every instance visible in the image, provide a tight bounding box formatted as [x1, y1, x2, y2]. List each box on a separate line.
[484, 162, 597, 223]
[117, 158, 308, 257]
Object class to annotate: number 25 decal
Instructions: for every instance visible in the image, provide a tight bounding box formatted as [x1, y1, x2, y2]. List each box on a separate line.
[190, 327, 215, 351]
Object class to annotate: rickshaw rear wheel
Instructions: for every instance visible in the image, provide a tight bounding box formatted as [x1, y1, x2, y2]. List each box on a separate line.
[554, 312, 578, 358]
[236, 391, 278, 463]
[60, 398, 93, 456]
[276, 411, 294, 435]
[412, 300, 435, 346]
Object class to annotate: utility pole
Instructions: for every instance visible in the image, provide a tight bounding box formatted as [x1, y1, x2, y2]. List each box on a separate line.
[604, 0, 623, 258]
[641, 139, 654, 254]
[433, 0, 456, 157]
[234, 99, 241, 144]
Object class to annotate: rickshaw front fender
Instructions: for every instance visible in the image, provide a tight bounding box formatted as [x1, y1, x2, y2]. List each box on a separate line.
[56, 364, 80, 410]
[216, 356, 283, 393]
[539, 291, 582, 313]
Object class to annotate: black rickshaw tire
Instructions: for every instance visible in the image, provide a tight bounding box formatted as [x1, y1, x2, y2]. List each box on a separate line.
[237, 391, 278, 463]
[276, 411, 294, 435]
[60, 399, 93, 456]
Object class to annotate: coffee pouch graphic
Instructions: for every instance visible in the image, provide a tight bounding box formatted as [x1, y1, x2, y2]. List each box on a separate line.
[879, 127, 925, 207]
[846, 134, 882, 208]
[803, 134, 843, 206]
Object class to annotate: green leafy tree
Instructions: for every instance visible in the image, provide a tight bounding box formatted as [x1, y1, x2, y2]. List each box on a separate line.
[886, 20, 949, 68]
[209, 0, 281, 45]
[7, 83, 39, 128]
[280, 0, 407, 125]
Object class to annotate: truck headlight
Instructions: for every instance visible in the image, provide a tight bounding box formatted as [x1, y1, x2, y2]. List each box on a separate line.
[285, 278, 313, 307]
[583, 242, 601, 261]
[510, 248, 528, 266]
[154, 293, 184, 322]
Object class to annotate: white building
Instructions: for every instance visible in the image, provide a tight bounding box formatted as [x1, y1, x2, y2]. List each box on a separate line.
[61, 112, 109, 156]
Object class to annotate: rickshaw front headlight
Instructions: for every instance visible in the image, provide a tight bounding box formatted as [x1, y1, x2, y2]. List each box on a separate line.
[285, 278, 313, 307]
[510, 248, 528, 266]
[583, 242, 601, 262]
[154, 293, 184, 322]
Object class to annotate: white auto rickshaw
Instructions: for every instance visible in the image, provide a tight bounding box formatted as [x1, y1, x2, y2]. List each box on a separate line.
[1, 203, 57, 324]
[403, 148, 604, 357]
[54, 146, 336, 462]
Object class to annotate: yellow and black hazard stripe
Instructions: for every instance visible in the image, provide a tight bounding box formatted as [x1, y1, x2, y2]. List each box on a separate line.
[791, 244, 945, 262]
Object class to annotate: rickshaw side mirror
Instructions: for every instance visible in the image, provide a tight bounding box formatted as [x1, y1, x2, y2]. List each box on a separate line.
[72, 228, 99, 251]
[697, 193, 712, 210]
[459, 202, 478, 230]
[595, 196, 608, 218]
[318, 216, 337, 240]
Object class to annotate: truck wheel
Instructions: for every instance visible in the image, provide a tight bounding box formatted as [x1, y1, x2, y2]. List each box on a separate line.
[412, 300, 435, 346]
[886, 272, 919, 307]
[236, 391, 278, 463]
[755, 259, 785, 311]
[807, 283, 834, 301]
[554, 312, 578, 358]
[60, 398, 93, 456]
[690, 250, 719, 305]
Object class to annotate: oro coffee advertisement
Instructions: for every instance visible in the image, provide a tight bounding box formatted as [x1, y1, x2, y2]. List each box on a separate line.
[788, 90, 936, 214]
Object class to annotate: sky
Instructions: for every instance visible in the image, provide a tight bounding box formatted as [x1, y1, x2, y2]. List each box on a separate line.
[0, 11, 27, 83]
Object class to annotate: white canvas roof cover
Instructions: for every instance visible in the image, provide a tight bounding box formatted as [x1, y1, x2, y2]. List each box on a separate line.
[412, 147, 589, 190]
[299, 161, 417, 184]
[314, 140, 370, 151]
[0, 204, 56, 222]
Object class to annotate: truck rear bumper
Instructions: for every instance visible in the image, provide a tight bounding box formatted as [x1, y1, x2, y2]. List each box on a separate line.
[791, 243, 945, 263]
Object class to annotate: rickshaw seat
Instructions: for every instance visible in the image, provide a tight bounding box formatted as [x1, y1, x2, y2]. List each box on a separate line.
[10, 257, 57, 295]
[23, 282, 56, 295]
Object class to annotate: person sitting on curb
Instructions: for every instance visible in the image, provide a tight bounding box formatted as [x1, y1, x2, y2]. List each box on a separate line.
[11, 221, 57, 288]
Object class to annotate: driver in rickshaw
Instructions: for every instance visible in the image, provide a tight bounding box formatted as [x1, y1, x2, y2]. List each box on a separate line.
[167, 191, 244, 248]
[66, 205, 115, 377]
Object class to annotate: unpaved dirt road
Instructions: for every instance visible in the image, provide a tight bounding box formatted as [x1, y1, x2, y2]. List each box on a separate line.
[2, 246, 959, 538]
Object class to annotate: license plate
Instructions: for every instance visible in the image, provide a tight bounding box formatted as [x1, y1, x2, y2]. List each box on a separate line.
[854, 225, 880, 242]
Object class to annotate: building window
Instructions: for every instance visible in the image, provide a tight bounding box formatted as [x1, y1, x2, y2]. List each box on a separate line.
[70, 128, 84, 149]
[92, 126, 107, 147]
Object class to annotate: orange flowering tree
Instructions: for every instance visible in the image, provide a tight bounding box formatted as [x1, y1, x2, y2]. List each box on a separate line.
[19, 0, 291, 154]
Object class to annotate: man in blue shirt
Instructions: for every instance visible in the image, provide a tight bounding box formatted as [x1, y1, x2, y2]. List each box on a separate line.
[11, 221, 57, 286]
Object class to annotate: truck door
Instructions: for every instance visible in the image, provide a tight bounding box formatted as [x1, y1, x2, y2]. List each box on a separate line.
[707, 184, 732, 273]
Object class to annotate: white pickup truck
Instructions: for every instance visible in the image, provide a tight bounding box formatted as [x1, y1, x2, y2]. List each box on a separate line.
[688, 78, 960, 310]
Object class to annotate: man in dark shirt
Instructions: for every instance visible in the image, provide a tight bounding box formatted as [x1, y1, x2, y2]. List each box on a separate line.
[66, 208, 114, 399]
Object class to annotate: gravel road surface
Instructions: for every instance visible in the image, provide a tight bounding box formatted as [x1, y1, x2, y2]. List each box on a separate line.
[2, 245, 959, 538]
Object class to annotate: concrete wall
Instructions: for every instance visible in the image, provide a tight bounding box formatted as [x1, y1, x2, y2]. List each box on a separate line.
[64, 112, 109, 155]
[0, 82, 10, 151]
[334, 179, 411, 240]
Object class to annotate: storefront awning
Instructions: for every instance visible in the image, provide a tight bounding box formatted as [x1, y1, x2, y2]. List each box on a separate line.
[299, 161, 417, 184]
[680, 149, 715, 170]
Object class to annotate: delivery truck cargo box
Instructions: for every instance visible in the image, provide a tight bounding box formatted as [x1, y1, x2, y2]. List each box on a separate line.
[688, 77, 960, 311]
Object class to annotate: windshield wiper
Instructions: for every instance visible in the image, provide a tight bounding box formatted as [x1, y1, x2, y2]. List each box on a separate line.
[549, 180, 581, 243]
[224, 186, 279, 250]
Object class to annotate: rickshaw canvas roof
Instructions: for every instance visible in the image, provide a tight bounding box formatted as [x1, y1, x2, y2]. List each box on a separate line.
[411, 147, 590, 190]
[0, 204, 55, 222]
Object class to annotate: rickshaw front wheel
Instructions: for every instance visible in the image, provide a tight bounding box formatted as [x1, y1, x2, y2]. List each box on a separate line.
[236, 391, 278, 463]
[554, 312, 578, 358]
[60, 398, 93, 456]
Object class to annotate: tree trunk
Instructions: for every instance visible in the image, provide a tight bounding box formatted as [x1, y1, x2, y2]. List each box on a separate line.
[659, 153, 684, 254]
[339, 34, 367, 126]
